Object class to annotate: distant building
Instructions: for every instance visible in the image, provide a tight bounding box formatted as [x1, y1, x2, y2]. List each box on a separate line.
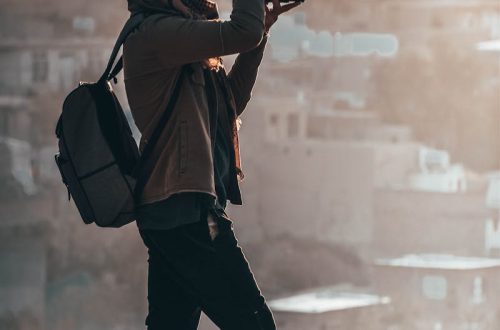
[373, 189, 491, 258]
[477, 39, 500, 52]
[0, 96, 31, 142]
[374, 254, 500, 329]
[0, 38, 112, 94]
[232, 102, 382, 250]
[409, 147, 467, 193]
[484, 174, 500, 256]
[0, 215, 48, 330]
[379, 0, 500, 41]
[0, 23, 118, 330]
[233, 95, 415, 256]
[0, 33, 137, 186]
[0, 136, 38, 198]
[268, 286, 390, 330]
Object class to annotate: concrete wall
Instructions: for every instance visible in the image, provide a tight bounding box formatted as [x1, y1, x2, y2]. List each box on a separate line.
[373, 189, 492, 258]
[0, 224, 47, 330]
[0, 44, 111, 94]
[373, 265, 500, 329]
[231, 140, 375, 252]
[272, 305, 390, 330]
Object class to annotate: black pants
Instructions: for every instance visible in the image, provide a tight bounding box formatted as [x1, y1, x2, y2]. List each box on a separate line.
[138, 207, 276, 330]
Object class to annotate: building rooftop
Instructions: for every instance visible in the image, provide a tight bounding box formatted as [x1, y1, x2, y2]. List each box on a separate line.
[268, 287, 390, 314]
[477, 39, 500, 52]
[0, 96, 30, 108]
[375, 254, 500, 270]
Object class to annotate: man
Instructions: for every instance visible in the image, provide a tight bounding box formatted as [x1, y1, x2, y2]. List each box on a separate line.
[123, 0, 302, 329]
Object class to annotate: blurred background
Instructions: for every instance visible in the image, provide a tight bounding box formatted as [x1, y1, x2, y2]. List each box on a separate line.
[0, 0, 499, 329]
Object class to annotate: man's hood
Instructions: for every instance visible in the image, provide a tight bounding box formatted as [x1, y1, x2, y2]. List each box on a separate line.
[128, 0, 178, 15]
[128, 0, 219, 19]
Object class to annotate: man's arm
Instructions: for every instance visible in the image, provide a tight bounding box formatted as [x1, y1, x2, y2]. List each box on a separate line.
[227, 33, 268, 116]
[147, 0, 266, 66]
[225, 1, 303, 116]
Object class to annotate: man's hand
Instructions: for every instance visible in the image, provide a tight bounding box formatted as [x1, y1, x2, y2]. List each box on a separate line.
[265, 0, 303, 33]
[171, 0, 191, 16]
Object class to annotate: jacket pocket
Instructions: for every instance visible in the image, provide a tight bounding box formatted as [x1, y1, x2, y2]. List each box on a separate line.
[178, 120, 188, 176]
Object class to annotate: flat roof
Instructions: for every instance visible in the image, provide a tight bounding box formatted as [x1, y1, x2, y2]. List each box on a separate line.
[268, 287, 390, 314]
[375, 254, 500, 270]
[477, 39, 500, 52]
[0, 96, 29, 108]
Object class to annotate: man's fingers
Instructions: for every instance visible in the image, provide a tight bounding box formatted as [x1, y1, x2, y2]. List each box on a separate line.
[277, 1, 302, 15]
[265, 0, 302, 31]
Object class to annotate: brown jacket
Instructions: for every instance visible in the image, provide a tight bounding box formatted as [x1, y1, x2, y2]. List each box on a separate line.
[123, 0, 267, 206]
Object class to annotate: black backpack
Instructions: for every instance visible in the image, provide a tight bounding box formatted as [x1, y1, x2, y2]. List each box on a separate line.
[54, 13, 184, 228]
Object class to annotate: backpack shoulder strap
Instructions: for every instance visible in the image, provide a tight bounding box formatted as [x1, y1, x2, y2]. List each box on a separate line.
[98, 13, 145, 83]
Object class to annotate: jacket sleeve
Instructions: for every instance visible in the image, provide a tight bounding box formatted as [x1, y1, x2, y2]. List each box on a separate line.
[147, 0, 266, 66]
[227, 33, 268, 116]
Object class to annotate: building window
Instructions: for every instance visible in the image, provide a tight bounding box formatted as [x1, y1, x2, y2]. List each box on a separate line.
[0, 111, 9, 136]
[422, 275, 447, 300]
[58, 51, 79, 90]
[32, 51, 49, 83]
[485, 218, 500, 255]
[307, 116, 327, 139]
[288, 113, 299, 138]
[73, 16, 96, 34]
[269, 114, 279, 127]
[472, 276, 485, 304]
[88, 49, 106, 77]
[267, 113, 283, 142]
